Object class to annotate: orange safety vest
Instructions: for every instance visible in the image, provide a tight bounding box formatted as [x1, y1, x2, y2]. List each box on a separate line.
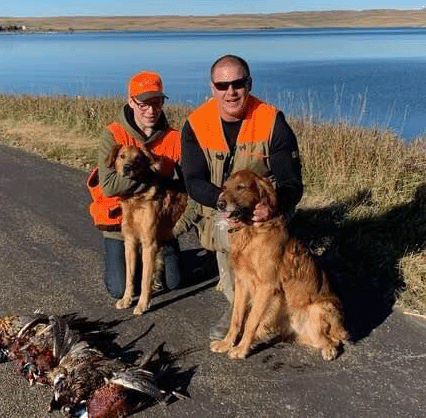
[87, 122, 181, 231]
[188, 95, 277, 189]
[188, 95, 277, 250]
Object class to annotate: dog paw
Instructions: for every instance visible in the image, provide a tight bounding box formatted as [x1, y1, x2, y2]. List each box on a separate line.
[228, 346, 249, 359]
[321, 346, 338, 361]
[133, 302, 150, 315]
[210, 340, 232, 353]
[133, 307, 146, 315]
[116, 298, 131, 310]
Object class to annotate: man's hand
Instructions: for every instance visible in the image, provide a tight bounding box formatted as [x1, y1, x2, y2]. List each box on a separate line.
[252, 203, 274, 226]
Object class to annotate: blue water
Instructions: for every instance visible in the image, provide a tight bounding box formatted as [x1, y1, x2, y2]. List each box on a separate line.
[1, 28, 425, 139]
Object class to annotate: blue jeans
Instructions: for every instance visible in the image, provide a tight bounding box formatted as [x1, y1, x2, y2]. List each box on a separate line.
[102, 237, 182, 298]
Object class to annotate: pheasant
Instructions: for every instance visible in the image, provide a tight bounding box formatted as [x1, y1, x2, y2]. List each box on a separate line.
[49, 338, 187, 417]
[68, 365, 167, 418]
[8, 314, 77, 386]
[0, 312, 49, 364]
[49, 339, 122, 412]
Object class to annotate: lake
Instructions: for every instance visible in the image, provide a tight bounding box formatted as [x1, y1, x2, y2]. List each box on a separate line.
[1, 28, 425, 139]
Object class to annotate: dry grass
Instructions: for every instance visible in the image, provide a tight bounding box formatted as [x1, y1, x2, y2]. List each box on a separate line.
[0, 119, 96, 168]
[287, 117, 426, 326]
[399, 252, 426, 313]
[0, 94, 191, 168]
[1, 9, 426, 32]
[0, 93, 425, 322]
[291, 119, 426, 206]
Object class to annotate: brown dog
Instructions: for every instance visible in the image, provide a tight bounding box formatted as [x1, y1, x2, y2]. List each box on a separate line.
[210, 170, 348, 360]
[106, 145, 187, 315]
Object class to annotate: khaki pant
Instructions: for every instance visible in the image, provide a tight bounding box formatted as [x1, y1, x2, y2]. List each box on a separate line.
[216, 251, 234, 303]
[212, 215, 234, 303]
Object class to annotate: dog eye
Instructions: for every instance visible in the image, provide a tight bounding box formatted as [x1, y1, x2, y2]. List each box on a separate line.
[120, 154, 126, 159]
[236, 184, 245, 191]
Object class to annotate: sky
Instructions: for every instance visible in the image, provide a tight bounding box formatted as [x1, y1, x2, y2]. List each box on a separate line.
[1, 1, 425, 17]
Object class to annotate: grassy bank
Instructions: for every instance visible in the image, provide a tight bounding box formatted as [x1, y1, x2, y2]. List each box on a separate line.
[0, 94, 425, 320]
[0, 95, 191, 169]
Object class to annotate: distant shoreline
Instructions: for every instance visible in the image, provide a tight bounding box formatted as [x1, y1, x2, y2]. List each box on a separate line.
[1, 9, 426, 32]
[2, 26, 426, 35]
[4, 27, 426, 36]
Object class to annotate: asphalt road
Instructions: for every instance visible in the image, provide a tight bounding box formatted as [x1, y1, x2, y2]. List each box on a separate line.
[1, 144, 426, 418]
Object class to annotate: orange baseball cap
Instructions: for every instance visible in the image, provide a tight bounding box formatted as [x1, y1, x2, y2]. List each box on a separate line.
[128, 71, 168, 101]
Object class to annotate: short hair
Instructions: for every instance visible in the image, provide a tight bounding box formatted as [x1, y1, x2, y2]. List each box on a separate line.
[210, 55, 251, 80]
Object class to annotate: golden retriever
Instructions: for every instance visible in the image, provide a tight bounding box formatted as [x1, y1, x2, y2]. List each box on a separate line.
[210, 170, 348, 360]
[106, 145, 187, 315]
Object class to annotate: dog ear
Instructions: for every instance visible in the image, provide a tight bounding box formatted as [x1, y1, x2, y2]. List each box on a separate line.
[257, 176, 277, 213]
[150, 159, 162, 173]
[136, 146, 161, 173]
[147, 153, 162, 173]
[105, 145, 122, 169]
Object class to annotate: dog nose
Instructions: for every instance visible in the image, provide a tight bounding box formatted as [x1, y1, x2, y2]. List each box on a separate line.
[123, 163, 132, 175]
[217, 198, 227, 211]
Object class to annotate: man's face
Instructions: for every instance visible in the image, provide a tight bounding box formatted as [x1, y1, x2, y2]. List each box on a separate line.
[211, 62, 251, 122]
[128, 97, 164, 132]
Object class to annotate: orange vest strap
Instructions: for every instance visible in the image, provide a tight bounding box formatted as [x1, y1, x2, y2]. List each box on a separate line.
[107, 122, 138, 146]
[188, 99, 226, 151]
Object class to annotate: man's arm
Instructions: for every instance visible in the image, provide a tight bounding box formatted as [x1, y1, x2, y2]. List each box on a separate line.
[269, 111, 304, 214]
[97, 130, 139, 197]
[180, 120, 221, 208]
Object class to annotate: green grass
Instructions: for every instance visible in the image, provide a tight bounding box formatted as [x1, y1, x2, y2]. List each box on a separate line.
[0, 93, 425, 319]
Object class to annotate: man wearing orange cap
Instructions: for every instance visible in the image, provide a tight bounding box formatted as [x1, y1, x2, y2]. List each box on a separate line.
[91, 71, 185, 299]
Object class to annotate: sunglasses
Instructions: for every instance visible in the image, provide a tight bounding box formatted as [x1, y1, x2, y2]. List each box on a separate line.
[212, 76, 250, 91]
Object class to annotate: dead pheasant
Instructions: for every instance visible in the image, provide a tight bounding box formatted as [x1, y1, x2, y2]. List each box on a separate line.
[69, 365, 168, 418]
[8, 314, 77, 386]
[49, 339, 122, 412]
[0, 312, 49, 364]
[49, 337, 187, 418]
[80, 345, 190, 418]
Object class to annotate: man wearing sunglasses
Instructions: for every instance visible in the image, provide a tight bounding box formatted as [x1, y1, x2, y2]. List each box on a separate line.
[180, 55, 303, 340]
[90, 71, 184, 301]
